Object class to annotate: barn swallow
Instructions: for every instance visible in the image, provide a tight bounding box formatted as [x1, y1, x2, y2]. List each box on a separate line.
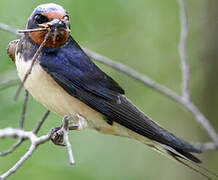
[7, 3, 216, 179]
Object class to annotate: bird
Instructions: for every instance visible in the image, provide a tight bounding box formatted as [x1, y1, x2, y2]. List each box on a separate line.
[7, 3, 216, 179]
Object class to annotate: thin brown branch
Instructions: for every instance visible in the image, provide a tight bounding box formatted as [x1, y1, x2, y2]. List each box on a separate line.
[0, 79, 20, 91]
[0, 138, 24, 156]
[83, 47, 218, 143]
[0, 115, 77, 180]
[178, 0, 190, 100]
[20, 90, 29, 129]
[195, 142, 218, 151]
[18, 28, 47, 33]
[0, 23, 20, 36]
[83, 47, 182, 102]
[0, 71, 20, 91]
[33, 110, 50, 134]
[14, 30, 52, 101]
[63, 116, 75, 165]
[184, 102, 218, 142]
[0, 144, 36, 180]
[0, 128, 50, 180]
[0, 108, 49, 158]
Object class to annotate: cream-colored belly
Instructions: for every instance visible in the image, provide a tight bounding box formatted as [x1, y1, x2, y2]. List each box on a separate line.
[15, 54, 102, 126]
[15, 53, 147, 140]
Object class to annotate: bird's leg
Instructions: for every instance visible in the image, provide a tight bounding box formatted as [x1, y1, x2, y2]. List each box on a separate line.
[50, 115, 79, 146]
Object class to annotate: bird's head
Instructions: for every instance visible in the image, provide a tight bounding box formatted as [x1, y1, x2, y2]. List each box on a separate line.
[27, 3, 70, 48]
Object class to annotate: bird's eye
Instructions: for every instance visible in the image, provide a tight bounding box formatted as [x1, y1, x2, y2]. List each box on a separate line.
[34, 14, 48, 24]
[63, 15, 69, 21]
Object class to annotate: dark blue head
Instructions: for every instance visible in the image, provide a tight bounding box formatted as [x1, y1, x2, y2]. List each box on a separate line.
[31, 3, 66, 15]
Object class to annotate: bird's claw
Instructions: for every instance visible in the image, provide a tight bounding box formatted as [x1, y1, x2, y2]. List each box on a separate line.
[49, 116, 79, 146]
[50, 126, 65, 146]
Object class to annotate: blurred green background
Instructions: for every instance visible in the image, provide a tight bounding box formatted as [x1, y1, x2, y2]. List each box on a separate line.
[0, 0, 218, 179]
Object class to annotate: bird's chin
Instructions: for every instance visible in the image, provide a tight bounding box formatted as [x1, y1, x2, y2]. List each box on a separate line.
[29, 29, 70, 48]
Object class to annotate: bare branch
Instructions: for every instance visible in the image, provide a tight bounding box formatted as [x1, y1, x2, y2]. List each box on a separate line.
[83, 47, 218, 143]
[0, 23, 20, 36]
[0, 71, 20, 91]
[0, 79, 19, 91]
[177, 0, 218, 143]
[83, 47, 183, 102]
[195, 142, 218, 151]
[33, 110, 50, 134]
[0, 128, 50, 180]
[14, 30, 52, 101]
[20, 90, 29, 129]
[0, 110, 50, 158]
[178, 0, 190, 100]
[0, 138, 24, 156]
[63, 116, 75, 165]
[0, 144, 36, 180]
[18, 28, 47, 33]
[0, 115, 79, 179]
[184, 102, 218, 142]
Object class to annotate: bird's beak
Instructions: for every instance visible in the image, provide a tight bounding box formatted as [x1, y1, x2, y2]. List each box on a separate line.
[38, 18, 70, 45]
[39, 18, 70, 33]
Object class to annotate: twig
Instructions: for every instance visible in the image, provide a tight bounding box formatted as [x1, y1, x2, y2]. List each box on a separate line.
[0, 79, 20, 91]
[0, 128, 50, 180]
[0, 23, 20, 36]
[196, 142, 218, 151]
[33, 110, 50, 134]
[63, 116, 75, 165]
[0, 87, 29, 157]
[0, 144, 36, 180]
[0, 103, 49, 157]
[183, 102, 218, 142]
[18, 28, 47, 33]
[83, 47, 183, 102]
[20, 90, 29, 129]
[0, 138, 24, 156]
[0, 116, 77, 179]
[14, 30, 51, 101]
[83, 47, 218, 143]
[178, 0, 190, 100]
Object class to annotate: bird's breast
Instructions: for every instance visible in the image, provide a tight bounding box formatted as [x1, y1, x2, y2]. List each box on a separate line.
[14, 53, 151, 143]
[15, 53, 103, 126]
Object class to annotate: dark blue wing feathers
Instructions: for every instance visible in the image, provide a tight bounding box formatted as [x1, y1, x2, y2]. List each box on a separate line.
[40, 37, 124, 102]
[39, 36, 201, 156]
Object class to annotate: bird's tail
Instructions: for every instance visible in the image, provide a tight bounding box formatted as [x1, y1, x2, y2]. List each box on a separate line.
[148, 142, 218, 180]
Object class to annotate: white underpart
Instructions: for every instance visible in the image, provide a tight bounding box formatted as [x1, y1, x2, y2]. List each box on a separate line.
[15, 53, 152, 143]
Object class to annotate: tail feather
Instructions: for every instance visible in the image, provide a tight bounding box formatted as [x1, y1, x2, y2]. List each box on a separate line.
[160, 143, 201, 163]
[155, 143, 218, 180]
[171, 155, 214, 180]
[174, 148, 202, 163]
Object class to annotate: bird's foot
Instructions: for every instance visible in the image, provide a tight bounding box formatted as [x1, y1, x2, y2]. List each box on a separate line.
[50, 115, 78, 146]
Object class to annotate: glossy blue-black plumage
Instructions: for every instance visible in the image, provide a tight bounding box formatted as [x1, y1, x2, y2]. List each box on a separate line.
[39, 36, 201, 159]
[40, 36, 124, 103]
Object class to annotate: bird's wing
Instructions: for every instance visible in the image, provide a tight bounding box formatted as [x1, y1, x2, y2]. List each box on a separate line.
[40, 37, 201, 157]
[40, 37, 124, 103]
